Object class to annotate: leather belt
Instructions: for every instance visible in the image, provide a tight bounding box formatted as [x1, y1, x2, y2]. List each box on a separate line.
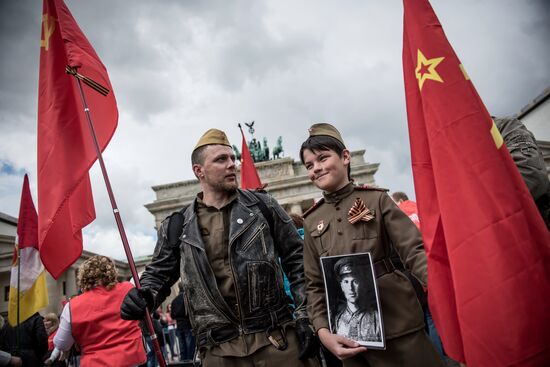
[373, 258, 395, 278]
[197, 326, 241, 348]
[196, 306, 293, 348]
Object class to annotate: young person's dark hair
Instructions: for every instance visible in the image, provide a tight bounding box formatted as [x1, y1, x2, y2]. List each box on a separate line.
[299, 135, 351, 181]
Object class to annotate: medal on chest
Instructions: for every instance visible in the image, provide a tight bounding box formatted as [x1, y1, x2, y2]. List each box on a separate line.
[317, 220, 325, 233]
[348, 198, 375, 224]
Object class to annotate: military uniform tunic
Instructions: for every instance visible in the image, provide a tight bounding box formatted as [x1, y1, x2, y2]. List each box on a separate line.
[303, 183, 443, 366]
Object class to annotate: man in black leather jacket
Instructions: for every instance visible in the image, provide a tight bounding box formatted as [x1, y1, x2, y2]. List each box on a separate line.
[122, 128, 318, 367]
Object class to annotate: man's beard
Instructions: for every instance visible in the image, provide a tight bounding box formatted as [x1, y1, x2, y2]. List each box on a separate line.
[212, 180, 238, 194]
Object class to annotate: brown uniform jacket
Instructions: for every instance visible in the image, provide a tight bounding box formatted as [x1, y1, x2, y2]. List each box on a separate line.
[303, 183, 426, 340]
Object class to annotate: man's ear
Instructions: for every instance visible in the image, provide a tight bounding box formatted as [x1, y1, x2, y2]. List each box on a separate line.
[192, 164, 203, 179]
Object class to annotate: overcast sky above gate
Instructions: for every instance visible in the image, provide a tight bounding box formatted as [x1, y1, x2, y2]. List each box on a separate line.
[1, 0, 549, 260]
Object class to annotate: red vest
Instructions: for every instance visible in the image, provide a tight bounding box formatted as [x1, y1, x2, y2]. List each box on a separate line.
[48, 329, 57, 351]
[398, 200, 421, 230]
[70, 281, 146, 367]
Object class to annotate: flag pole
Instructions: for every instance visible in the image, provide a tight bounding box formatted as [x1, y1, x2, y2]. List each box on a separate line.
[16, 244, 20, 356]
[69, 73, 166, 367]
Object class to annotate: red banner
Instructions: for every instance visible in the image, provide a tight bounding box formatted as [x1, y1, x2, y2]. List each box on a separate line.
[38, 0, 117, 278]
[403, 0, 550, 365]
[239, 128, 263, 190]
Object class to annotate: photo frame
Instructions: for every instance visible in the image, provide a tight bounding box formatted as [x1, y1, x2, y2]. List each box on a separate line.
[320, 252, 385, 349]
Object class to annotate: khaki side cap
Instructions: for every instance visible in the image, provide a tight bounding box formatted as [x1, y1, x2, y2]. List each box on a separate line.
[308, 122, 345, 145]
[193, 128, 231, 151]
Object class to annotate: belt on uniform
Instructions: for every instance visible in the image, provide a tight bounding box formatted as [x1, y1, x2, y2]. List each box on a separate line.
[196, 306, 294, 348]
[196, 326, 241, 348]
[373, 258, 395, 278]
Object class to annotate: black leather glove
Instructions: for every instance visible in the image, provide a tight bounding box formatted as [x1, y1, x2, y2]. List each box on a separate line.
[295, 318, 319, 360]
[120, 287, 155, 320]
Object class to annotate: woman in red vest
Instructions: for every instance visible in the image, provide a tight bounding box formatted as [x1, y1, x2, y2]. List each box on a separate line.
[48, 255, 146, 367]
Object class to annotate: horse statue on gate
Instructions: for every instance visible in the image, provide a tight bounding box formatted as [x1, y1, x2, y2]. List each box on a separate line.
[272, 136, 284, 159]
[232, 145, 241, 162]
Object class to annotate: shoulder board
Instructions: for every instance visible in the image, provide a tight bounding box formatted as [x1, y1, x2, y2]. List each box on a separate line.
[303, 198, 325, 218]
[354, 185, 389, 192]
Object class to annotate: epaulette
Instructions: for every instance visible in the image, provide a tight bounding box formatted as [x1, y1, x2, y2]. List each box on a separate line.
[354, 185, 389, 192]
[303, 198, 325, 218]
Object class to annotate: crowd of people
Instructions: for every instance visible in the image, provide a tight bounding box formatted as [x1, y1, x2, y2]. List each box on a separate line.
[1, 256, 195, 367]
[1, 117, 547, 367]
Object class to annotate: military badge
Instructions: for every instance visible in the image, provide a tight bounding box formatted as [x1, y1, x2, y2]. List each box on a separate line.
[348, 198, 375, 224]
[317, 220, 324, 233]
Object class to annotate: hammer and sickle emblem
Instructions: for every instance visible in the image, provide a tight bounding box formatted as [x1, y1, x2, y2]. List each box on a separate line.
[40, 14, 56, 51]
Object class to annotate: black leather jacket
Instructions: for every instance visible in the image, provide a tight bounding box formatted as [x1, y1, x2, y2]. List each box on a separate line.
[140, 189, 308, 344]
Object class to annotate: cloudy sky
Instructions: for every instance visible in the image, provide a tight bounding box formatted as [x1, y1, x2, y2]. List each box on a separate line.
[1, 0, 548, 261]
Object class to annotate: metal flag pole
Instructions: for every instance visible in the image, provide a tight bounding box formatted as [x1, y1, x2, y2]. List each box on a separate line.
[16, 244, 20, 356]
[68, 68, 166, 367]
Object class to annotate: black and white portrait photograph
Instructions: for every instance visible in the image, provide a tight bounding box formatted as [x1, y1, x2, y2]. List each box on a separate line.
[321, 252, 385, 349]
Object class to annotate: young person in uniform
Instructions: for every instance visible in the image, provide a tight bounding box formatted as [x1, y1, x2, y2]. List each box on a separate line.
[299, 123, 444, 367]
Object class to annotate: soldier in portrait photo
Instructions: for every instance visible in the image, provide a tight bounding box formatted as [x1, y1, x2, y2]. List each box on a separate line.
[333, 256, 381, 343]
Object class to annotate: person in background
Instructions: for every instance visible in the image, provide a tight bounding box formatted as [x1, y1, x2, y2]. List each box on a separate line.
[494, 116, 550, 229]
[0, 351, 22, 367]
[0, 316, 22, 367]
[390, 192, 420, 229]
[289, 212, 305, 239]
[391, 191, 445, 358]
[170, 283, 196, 362]
[160, 305, 178, 362]
[43, 313, 66, 367]
[0, 312, 48, 366]
[138, 309, 165, 367]
[48, 255, 146, 367]
[300, 122, 443, 367]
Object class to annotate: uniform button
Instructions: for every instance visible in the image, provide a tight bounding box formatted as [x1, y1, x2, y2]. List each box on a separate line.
[182, 234, 186, 238]
[337, 218, 342, 222]
[237, 218, 243, 224]
[249, 213, 254, 216]
[337, 230, 342, 235]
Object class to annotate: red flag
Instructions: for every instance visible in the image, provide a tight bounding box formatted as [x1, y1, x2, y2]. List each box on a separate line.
[8, 174, 48, 325]
[239, 127, 263, 190]
[403, 0, 550, 365]
[38, 0, 117, 278]
[16, 175, 39, 253]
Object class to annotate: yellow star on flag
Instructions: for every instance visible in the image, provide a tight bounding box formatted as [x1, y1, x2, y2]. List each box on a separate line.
[415, 49, 444, 90]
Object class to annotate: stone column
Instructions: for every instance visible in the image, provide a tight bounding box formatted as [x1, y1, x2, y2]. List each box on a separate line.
[289, 203, 303, 215]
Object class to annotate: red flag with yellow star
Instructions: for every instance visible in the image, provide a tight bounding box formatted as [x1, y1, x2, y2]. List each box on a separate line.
[403, 0, 550, 365]
[238, 126, 263, 190]
[38, 0, 117, 278]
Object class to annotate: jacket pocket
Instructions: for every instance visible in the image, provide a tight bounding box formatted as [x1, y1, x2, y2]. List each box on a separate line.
[310, 221, 331, 253]
[247, 261, 280, 313]
[352, 209, 378, 240]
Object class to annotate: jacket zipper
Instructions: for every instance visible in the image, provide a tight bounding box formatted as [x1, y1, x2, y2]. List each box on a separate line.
[240, 222, 267, 253]
[228, 216, 256, 334]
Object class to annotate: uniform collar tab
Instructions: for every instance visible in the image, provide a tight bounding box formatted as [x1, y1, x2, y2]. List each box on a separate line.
[323, 182, 354, 203]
